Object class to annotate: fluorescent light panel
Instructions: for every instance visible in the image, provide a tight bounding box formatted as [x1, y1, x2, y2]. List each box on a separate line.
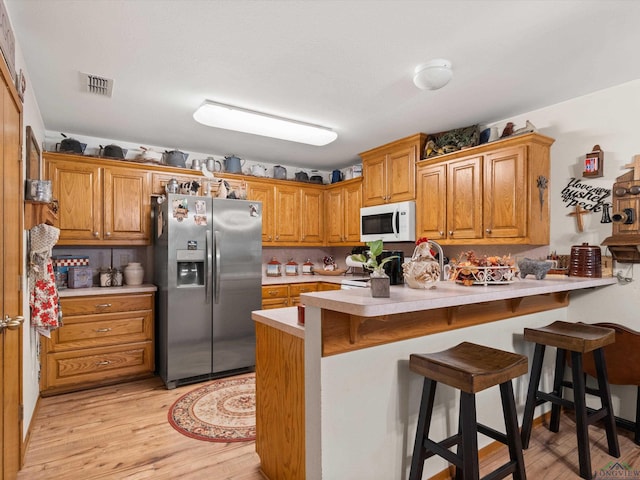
[193, 100, 337, 146]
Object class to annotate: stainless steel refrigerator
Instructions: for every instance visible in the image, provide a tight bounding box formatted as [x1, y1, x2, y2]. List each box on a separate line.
[154, 194, 262, 389]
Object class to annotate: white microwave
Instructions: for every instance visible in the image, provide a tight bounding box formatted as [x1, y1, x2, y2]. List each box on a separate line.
[360, 200, 416, 242]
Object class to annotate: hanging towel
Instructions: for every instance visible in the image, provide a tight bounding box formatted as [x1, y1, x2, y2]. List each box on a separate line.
[29, 224, 61, 331]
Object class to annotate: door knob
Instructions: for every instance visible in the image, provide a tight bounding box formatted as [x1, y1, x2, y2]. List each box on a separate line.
[1, 315, 24, 332]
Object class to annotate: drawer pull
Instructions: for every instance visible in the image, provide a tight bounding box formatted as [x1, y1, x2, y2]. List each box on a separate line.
[95, 360, 111, 366]
[267, 290, 279, 296]
[95, 303, 112, 308]
[95, 328, 112, 333]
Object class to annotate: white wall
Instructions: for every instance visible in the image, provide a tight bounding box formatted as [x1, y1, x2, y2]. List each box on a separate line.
[491, 81, 640, 420]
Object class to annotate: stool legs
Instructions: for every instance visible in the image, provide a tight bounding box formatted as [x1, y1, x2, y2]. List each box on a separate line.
[570, 351, 592, 479]
[458, 391, 479, 480]
[521, 344, 620, 480]
[521, 343, 545, 448]
[500, 381, 527, 480]
[410, 378, 437, 480]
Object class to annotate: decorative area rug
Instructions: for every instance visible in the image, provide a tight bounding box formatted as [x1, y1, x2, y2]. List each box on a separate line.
[168, 373, 256, 442]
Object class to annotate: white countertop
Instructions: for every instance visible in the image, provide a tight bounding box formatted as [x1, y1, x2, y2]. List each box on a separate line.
[261, 273, 368, 285]
[252, 307, 305, 339]
[58, 284, 157, 297]
[300, 276, 617, 317]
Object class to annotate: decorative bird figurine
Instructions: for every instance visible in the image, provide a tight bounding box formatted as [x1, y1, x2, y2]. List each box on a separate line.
[501, 122, 515, 138]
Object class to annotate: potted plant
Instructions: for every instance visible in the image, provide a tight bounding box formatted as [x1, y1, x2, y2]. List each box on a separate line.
[349, 239, 398, 297]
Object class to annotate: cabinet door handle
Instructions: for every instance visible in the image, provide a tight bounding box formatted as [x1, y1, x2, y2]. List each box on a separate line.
[485, 228, 492, 234]
[95, 328, 112, 333]
[439, 231, 444, 236]
[95, 360, 111, 366]
[105, 232, 111, 237]
[449, 231, 454, 236]
[93, 231, 100, 237]
[95, 303, 112, 308]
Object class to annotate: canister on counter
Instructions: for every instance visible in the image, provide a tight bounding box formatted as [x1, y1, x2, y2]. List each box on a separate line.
[285, 259, 299, 276]
[302, 259, 314, 275]
[266, 257, 282, 277]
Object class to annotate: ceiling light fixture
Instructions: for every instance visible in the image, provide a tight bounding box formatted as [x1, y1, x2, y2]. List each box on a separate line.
[413, 59, 453, 90]
[193, 100, 338, 146]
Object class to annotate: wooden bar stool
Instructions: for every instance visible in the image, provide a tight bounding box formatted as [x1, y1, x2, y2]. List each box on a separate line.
[409, 342, 528, 480]
[520, 321, 620, 480]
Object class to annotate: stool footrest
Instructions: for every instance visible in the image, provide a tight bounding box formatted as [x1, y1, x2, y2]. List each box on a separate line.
[537, 391, 574, 409]
[423, 435, 462, 467]
[477, 423, 508, 445]
[482, 462, 518, 480]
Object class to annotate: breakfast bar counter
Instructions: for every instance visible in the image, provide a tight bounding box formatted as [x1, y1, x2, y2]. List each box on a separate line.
[252, 276, 617, 480]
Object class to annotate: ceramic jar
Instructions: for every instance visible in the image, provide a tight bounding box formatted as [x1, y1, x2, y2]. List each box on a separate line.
[402, 242, 440, 289]
[123, 262, 144, 285]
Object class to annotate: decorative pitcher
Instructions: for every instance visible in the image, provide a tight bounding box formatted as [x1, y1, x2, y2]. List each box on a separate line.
[402, 242, 440, 289]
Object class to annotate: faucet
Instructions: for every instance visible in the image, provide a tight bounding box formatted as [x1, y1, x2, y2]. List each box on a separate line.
[429, 240, 446, 281]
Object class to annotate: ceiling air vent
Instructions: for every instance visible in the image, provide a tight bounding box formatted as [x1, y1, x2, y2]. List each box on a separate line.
[80, 72, 114, 97]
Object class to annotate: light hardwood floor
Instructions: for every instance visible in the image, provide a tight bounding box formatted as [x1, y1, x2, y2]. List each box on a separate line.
[19, 376, 640, 479]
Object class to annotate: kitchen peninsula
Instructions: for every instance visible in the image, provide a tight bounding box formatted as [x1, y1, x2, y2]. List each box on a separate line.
[252, 276, 617, 480]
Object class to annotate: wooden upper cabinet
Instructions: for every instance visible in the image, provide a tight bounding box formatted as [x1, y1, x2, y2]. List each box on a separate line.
[46, 155, 151, 245]
[246, 180, 276, 243]
[416, 132, 554, 245]
[47, 159, 102, 243]
[273, 184, 300, 243]
[360, 133, 426, 207]
[483, 145, 526, 240]
[325, 178, 362, 245]
[300, 185, 324, 245]
[447, 156, 484, 240]
[103, 167, 151, 243]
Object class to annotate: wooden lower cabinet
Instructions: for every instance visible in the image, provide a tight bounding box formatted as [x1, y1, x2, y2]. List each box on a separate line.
[262, 282, 341, 309]
[255, 321, 305, 480]
[40, 291, 155, 396]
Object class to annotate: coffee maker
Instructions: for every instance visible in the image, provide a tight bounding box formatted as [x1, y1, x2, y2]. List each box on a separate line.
[379, 250, 404, 285]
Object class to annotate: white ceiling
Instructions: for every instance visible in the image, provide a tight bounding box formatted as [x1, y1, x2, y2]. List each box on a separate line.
[6, 0, 640, 170]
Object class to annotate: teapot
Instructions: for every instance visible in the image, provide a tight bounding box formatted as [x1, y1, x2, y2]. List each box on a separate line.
[164, 150, 189, 168]
[224, 154, 245, 173]
[250, 164, 267, 177]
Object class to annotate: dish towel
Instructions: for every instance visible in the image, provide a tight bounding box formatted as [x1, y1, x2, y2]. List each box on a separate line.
[28, 224, 61, 331]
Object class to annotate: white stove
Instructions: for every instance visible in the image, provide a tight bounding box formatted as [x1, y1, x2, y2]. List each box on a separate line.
[340, 278, 370, 289]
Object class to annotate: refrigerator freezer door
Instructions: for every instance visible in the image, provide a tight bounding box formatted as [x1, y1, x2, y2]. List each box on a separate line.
[210, 198, 262, 373]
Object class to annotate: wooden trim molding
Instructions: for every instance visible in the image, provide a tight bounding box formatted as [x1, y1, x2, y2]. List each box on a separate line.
[322, 291, 570, 356]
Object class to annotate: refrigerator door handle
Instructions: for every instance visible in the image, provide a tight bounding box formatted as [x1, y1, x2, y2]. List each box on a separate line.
[206, 229, 212, 304]
[214, 230, 221, 304]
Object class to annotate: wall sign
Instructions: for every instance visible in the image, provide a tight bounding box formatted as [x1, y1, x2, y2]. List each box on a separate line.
[561, 177, 611, 213]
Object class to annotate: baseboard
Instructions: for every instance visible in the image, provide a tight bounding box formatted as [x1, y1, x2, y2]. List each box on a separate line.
[427, 412, 551, 480]
[20, 395, 42, 468]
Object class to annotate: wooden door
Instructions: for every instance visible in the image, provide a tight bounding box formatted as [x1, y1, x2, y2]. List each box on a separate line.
[324, 187, 344, 244]
[246, 181, 275, 243]
[1, 62, 23, 480]
[103, 167, 151, 245]
[447, 156, 483, 240]
[416, 163, 447, 241]
[343, 180, 363, 243]
[483, 146, 527, 239]
[46, 158, 102, 244]
[387, 145, 416, 203]
[361, 153, 387, 206]
[300, 186, 323, 245]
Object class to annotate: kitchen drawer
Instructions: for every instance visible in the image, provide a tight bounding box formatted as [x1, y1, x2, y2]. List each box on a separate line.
[262, 285, 289, 299]
[60, 293, 154, 315]
[318, 282, 341, 291]
[262, 297, 289, 309]
[41, 342, 154, 395]
[289, 283, 319, 296]
[47, 310, 153, 352]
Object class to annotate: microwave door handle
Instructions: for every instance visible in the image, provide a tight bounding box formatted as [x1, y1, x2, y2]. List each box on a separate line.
[392, 206, 399, 238]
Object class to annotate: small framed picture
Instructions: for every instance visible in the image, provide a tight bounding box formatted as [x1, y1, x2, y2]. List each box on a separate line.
[583, 145, 603, 178]
[25, 125, 41, 180]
